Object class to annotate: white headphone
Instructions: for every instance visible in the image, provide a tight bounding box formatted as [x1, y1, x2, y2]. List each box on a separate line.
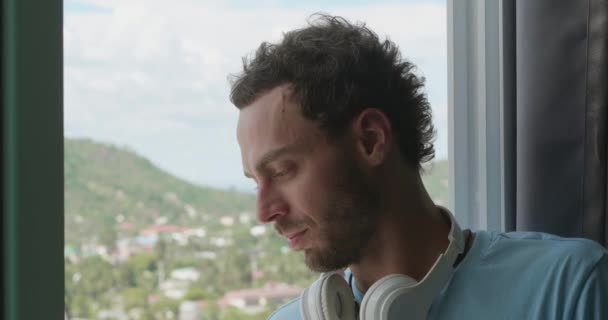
[299, 208, 465, 320]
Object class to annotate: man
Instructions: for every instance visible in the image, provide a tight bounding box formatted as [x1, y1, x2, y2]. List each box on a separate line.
[229, 14, 608, 319]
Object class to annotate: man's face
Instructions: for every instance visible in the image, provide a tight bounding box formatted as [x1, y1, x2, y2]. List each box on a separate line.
[237, 85, 380, 272]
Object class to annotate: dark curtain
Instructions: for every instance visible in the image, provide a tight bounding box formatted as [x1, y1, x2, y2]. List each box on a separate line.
[513, 0, 608, 247]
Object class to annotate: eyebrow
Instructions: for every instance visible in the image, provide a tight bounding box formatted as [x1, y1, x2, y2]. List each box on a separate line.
[244, 143, 306, 178]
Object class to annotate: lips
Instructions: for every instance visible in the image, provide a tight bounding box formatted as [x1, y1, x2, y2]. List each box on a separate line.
[285, 229, 307, 249]
[285, 229, 307, 240]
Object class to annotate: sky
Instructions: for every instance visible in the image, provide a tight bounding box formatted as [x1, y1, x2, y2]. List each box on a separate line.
[63, 0, 448, 192]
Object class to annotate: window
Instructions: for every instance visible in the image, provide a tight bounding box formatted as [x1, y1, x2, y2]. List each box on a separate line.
[447, 0, 509, 231]
[63, 1, 449, 319]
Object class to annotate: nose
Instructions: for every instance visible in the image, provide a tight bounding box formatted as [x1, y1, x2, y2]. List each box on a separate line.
[256, 184, 289, 224]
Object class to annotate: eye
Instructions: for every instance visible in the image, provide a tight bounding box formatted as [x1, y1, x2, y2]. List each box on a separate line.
[268, 163, 296, 181]
[271, 169, 288, 178]
[271, 163, 296, 179]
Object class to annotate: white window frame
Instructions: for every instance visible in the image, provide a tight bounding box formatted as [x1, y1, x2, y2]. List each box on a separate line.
[447, 0, 513, 231]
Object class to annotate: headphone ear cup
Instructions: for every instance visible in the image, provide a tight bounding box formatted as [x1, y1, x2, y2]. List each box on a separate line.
[301, 277, 327, 320]
[359, 274, 418, 320]
[300, 273, 357, 320]
[300, 286, 315, 320]
[322, 273, 357, 319]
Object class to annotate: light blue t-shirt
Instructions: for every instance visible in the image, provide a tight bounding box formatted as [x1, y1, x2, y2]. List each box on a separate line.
[268, 231, 608, 319]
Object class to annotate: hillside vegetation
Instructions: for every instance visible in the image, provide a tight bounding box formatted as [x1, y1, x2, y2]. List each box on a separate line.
[65, 138, 255, 247]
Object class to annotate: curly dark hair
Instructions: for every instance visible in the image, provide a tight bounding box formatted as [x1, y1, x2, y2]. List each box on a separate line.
[229, 14, 435, 170]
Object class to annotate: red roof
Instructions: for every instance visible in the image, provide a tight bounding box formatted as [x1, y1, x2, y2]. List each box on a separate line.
[118, 222, 134, 230]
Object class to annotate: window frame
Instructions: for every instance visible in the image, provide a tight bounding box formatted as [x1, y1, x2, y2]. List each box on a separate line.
[2, 0, 64, 319]
[447, 0, 514, 232]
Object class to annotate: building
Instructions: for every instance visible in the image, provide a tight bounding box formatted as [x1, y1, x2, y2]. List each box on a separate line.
[219, 282, 303, 314]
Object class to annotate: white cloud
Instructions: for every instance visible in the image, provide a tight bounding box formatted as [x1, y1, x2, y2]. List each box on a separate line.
[64, 0, 448, 189]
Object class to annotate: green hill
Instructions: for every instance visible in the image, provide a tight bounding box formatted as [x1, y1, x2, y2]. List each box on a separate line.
[64, 138, 256, 247]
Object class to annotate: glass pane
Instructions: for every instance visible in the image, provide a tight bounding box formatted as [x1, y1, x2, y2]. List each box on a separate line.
[64, 1, 448, 319]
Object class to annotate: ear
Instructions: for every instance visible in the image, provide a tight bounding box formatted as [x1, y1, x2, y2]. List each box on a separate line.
[351, 108, 392, 166]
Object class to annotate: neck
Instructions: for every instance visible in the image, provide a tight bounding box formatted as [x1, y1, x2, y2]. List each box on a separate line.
[349, 170, 451, 293]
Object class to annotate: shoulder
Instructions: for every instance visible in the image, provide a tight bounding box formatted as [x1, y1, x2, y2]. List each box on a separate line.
[572, 252, 608, 318]
[267, 297, 301, 320]
[479, 231, 607, 294]
[481, 230, 607, 266]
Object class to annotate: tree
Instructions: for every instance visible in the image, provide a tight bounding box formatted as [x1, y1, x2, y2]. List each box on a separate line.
[183, 287, 218, 301]
[65, 255, 116, 317]
[150, 297, 180, 320]
[220, 307, 270, 320]
[117, 252, 158, 292]
[199, 301, 221, 320]
[122, 287, 148, 313]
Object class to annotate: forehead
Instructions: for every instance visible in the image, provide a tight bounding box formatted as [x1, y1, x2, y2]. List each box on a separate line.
[237, 85, 320, 166]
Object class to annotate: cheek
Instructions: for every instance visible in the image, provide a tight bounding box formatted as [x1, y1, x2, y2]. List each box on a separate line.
[284, 170, 333, 224]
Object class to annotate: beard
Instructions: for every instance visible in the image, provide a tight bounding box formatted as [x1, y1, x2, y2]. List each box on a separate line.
[303, 149, 382, 273]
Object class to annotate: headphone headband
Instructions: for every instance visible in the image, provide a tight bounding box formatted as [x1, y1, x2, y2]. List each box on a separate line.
[441, 206, 466, 268]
